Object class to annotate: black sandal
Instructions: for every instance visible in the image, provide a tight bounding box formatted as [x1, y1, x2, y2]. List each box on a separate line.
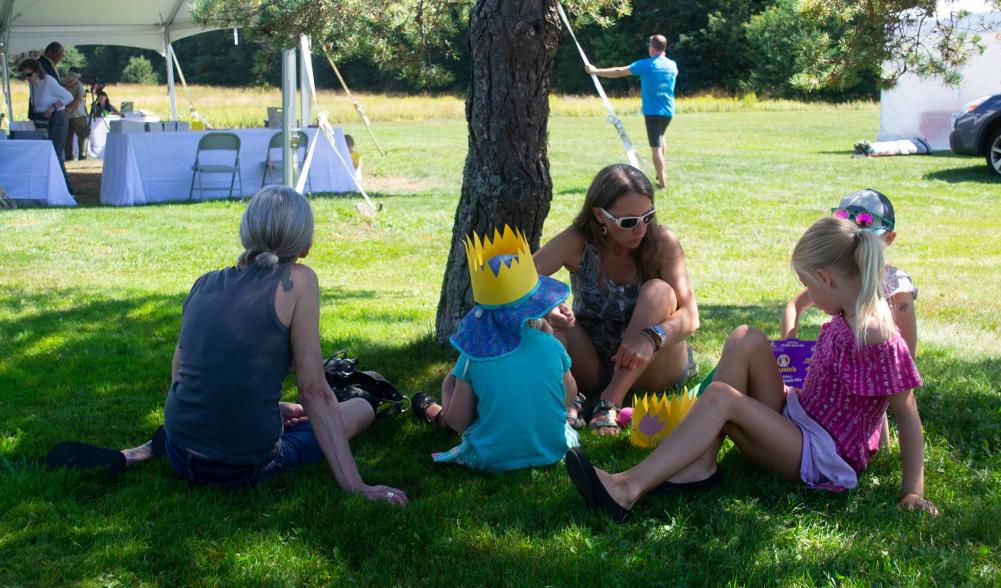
[411, 392, 441, 425]
[648, 469, 723, 495]
[565, 447, 631, 523]
[46, 441, 126, 474]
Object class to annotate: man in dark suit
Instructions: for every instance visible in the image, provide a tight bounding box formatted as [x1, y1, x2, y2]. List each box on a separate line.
[38, 42, 64, 82]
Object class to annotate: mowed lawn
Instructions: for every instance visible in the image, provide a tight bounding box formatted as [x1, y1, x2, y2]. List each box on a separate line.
[1, 104, 999, 586]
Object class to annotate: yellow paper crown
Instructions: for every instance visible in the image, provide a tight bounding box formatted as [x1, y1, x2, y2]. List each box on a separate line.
[464, 225, 539, 307]
[629, 387, 698, 449]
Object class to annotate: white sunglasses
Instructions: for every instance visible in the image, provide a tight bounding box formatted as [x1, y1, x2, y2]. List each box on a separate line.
[599, 207, 656, 229]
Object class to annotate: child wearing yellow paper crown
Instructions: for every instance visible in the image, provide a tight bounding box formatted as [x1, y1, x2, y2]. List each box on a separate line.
[413, 226, 580, 471]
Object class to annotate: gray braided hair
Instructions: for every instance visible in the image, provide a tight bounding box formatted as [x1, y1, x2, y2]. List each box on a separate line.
[237, 185, 314, 268]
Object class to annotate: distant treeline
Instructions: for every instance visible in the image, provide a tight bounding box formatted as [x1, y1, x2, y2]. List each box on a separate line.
[52, 0, 877, 100]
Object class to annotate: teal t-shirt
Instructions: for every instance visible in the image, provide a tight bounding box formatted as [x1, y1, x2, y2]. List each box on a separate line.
[438, 327, 578, 471]
[629, 55, 678, 117]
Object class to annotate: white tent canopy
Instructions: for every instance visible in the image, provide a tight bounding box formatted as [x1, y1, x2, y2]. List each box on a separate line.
[0, 0, 219, 125]
[0, 0, 211, 53]
[2, 1, 335, 193]
[877, 2, 1001, 151]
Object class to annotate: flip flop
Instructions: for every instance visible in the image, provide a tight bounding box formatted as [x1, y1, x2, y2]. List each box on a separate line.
[150, 426, 166, 459]
[565, 447, 631, 523]
[565, 448, 596, 510]
[46, 441, 126, 475]
[648, 469, 723, 495]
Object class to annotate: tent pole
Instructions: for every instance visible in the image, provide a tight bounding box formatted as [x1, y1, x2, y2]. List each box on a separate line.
[299, 36, 311, 127]
[281, 48, 297, 187]
[1, 2, 13, 128]
[1, 44, 12, 128]
[165, 40, 178, 121]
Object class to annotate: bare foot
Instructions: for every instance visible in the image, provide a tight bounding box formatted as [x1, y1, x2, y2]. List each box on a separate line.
[595, 467, 634, 510]
[425, 403, 449, 429]
[121, 441, 154, 467]
[667, 451, 718, 484]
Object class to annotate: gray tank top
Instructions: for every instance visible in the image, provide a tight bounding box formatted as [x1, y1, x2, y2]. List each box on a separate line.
[164, 264, 291, 464]
[570, 242, 642, 359]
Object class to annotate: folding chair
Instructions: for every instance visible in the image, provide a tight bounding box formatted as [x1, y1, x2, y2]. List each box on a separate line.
[188, 132, 243, 200]
[261, 130, 312, 192]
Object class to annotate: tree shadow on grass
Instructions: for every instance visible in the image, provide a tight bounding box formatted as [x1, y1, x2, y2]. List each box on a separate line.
[2, 298, 999, 584]
[0, 285, 438, 460]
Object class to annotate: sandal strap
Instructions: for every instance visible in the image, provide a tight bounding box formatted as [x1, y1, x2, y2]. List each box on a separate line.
[589, 399, 620, 430]
[594, 399, 620, 412]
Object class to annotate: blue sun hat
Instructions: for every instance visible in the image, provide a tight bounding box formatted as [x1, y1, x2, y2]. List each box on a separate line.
[450, 226, 569, 360]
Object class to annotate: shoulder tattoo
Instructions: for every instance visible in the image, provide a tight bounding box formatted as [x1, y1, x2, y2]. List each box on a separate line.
[281, 269, 294, 292]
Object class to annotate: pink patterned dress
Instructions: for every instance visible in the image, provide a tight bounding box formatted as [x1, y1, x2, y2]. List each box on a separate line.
[796, 315, 922, 476]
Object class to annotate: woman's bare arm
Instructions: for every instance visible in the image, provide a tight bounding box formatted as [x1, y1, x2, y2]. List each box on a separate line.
[654, 228, 699, 347]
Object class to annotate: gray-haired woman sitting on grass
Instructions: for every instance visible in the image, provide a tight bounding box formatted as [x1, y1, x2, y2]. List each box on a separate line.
[48, 186, 407, 504]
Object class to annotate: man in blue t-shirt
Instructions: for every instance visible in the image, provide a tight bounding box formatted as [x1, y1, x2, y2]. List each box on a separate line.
[587, 34, 678, 188]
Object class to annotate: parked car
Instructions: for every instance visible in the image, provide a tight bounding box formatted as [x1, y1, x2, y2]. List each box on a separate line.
[950, 93, 1001, 177]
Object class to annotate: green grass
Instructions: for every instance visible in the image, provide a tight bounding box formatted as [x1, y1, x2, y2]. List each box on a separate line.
[2, 104, 1000, 586]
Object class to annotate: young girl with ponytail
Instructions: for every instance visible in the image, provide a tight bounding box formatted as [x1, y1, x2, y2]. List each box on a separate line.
[564, 216, 938, 522]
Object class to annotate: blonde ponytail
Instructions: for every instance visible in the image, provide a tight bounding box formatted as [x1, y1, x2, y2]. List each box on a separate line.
[853, 229, 893, 343]
[792, 217, 894, 344]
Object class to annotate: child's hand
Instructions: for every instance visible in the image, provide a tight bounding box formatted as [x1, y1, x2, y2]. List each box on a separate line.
[898, 493, 939, 516]
[547, 303, 575, 330]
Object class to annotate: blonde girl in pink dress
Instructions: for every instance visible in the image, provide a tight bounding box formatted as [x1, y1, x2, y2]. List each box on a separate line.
[564, 216, 939, 522]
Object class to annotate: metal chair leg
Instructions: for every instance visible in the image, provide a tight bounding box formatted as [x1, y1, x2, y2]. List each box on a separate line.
[188, 168, 197, 200]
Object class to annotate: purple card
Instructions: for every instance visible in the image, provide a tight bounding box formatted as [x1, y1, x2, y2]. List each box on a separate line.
[770, 339, 817, 387]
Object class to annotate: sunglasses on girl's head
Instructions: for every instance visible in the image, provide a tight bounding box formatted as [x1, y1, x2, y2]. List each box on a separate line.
[599, 207, 656, 229]
[831, 206, 891, 231]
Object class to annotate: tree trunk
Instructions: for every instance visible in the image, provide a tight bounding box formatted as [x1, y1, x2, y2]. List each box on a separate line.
[434, 0, 562, 344]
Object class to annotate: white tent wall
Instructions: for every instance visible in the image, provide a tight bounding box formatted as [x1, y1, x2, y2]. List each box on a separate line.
[878, 6, 1001, 151]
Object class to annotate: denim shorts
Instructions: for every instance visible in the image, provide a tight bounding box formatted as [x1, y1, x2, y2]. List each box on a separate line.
[165, 422, 324, 488]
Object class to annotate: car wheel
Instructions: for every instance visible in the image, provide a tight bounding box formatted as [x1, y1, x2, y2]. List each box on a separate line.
[988, 126, 1001, 177]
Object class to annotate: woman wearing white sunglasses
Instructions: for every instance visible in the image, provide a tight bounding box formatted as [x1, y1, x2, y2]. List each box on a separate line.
[534, 164, 701, 442]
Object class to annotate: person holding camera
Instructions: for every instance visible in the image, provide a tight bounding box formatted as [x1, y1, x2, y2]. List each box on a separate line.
[63, 67, 89, 160]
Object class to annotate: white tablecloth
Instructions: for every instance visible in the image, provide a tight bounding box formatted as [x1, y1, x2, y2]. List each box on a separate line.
[0, 140, 77, 206]
[100, 128, 358, 206]
[87, 113, 161, 160]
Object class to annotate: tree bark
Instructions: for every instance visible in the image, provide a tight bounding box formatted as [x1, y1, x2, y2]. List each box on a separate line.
[435, 0, 562, 344]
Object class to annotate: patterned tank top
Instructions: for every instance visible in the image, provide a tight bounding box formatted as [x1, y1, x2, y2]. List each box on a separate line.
[569, 242, 642, 359]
